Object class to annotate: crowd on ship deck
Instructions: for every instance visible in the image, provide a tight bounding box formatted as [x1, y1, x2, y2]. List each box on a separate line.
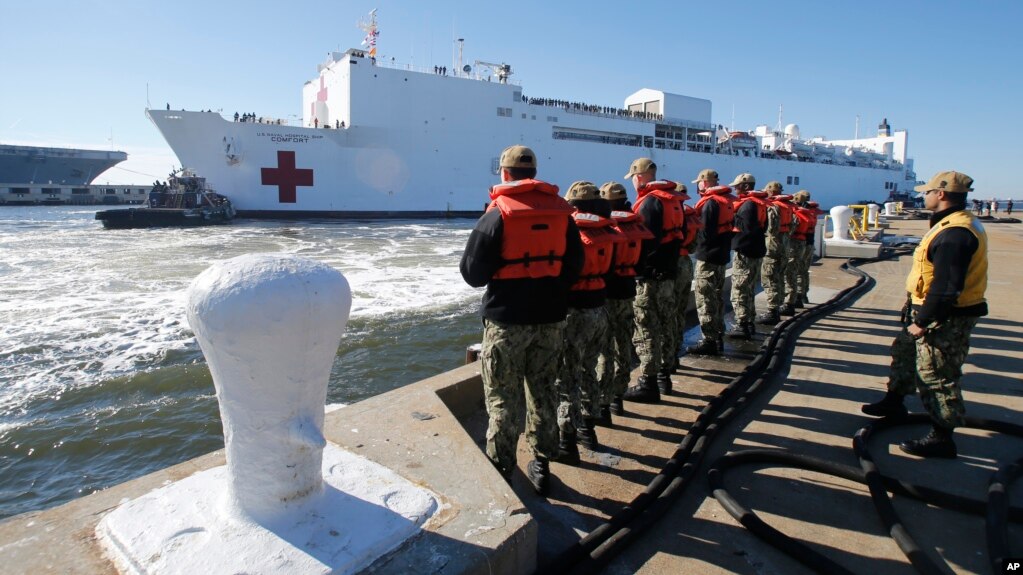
[521, 96, 664, 121]
[460, 145, 990, 495]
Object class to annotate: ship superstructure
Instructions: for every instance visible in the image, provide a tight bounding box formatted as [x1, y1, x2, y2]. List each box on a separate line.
[147, 47, 917, 217]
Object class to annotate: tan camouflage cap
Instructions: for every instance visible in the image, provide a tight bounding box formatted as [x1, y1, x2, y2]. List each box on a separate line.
[764, 181, 783, 193]
[692, 169, 719, 184]
[623, 158, 656, 179]
[565, 180, 601, 201]
[674, 182, 690, 199]
[793, 190, 811, 202]
[914, 170, 974, 194]
[599, 181, 628, 201]
[499, 145, 537, 169]
[729, 173, 755, 187]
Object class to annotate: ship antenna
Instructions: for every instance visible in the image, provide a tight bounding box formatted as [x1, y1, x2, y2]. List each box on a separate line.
[776, 104, 783, 133]
[855, 114, 860, 140]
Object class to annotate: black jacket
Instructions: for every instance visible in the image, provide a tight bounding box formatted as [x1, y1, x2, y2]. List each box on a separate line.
[460, 208, 584, 324]
[694, 199, 733, 265]
[731, 200, 767, 258]
[635, 195, 680, 279]
[911, 206, 988, 326]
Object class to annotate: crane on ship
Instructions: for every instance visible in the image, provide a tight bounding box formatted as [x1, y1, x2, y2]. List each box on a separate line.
[473, 60, 513, 84]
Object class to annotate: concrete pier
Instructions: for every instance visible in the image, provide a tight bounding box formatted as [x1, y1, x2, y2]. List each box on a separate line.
[1, 217, 1020, 574]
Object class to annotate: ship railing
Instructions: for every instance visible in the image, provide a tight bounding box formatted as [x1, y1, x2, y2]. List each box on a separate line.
[369, 55, 522, 85]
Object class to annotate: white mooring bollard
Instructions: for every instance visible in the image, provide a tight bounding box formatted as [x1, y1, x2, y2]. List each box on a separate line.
[96, 254, 438, 575]
[829, 205, 855, 241]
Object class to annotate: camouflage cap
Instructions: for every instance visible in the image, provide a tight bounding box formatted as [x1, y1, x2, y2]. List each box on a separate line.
[764, 181, 783, 193]
[600, 181, 628, 201]
[692, 168, 719, 184]
[566, 180, 601, 201]
[728, 173, 755, 187]
[623, 158, 656, 179]
[674, 182, 690, 199]
[499, 145, 537, 169]
[914, 170, 974, 194]
[793, 190, 811, 202]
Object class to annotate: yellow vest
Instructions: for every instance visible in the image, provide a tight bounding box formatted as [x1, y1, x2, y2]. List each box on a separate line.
[905, 210, 987, 306]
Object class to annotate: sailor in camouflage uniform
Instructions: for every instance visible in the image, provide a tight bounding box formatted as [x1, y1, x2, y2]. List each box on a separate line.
[687, 169, 736, 355]
[554, 181, 615, 462]
[621, 158, 684, 402]
[726, 173, 768, 340]
[862, 171, 988, 459]
[460, 145, 584, 494]
[757, 181, 791, 325]
[673, 183, 697, 364]
[595, 182, 650, 420]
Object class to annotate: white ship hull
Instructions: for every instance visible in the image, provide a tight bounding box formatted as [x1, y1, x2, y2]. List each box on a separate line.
[148, 51, 915, 217]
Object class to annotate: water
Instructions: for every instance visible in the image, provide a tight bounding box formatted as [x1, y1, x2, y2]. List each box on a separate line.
[0, 206, 485, 519]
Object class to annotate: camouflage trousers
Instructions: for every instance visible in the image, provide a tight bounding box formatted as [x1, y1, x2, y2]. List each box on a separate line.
[596, 297, 635, 403]
[695, 260, 727, 340]
[887, 314, 979, 429]
[730, 253, 762, 325]
[633, 278, 676, 378]
[557, 306, 608, 433]
[674, 256, 695, 356]
[762, 242, 789, 311]
[481, 319, 563, 475]
[783, 241, 802, 305]
[797, 241, 814, 300]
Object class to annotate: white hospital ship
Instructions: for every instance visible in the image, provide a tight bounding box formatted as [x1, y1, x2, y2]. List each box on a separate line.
[147, 45, 916, 218]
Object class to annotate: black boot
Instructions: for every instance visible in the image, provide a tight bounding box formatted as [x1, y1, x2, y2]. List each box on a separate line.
[623, 376, 660, 404]
[596, 405, 613, 428]
[803, 293, 810, 304]
[686, 338, 720, 356]
[554, 430, 580, 465]
[861, 391, 908, 418]
[577, 418, 599, 451]
[610, 395, 625, 416]
[657, 371, 672, 395]
[793, 299, 804, 309]
[743, 322, 756, 339]
[755, 310, 780, 325]
[718, 336, 725, 352]
[899, 426, 957, 459]
[725, 323, 748, 339]
[779, 303, 796, 316]
[526, 458, 551, 495]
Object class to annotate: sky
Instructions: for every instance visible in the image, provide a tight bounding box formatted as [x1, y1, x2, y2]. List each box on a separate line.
[2, 0, 1022, 198]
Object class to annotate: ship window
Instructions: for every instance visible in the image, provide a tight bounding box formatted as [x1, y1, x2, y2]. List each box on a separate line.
[522, 113, 526, 119]
[105, 188, 116, 194]
[72, 188, 90, 194]
[10, 187, 29, 194]
[794, 177, 800, 185]
[42, 188, 60, 194]
[786, 176, 793, 185]
[531, 115, 536, 120]
[513, 91, 522, 101]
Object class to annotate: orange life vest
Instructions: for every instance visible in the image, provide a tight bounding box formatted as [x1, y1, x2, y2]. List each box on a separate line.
[487, 179, 574, 280]
[571, 212, 617, 291]
[771, 195, 795, 234]
[792, 206, 818, 240]
[679, 205, 702, 256]
[609, 210, 654, 277]
[633, 180, 685, 243]
[732, 190, 769, 232]
[694, 185, 736, 234]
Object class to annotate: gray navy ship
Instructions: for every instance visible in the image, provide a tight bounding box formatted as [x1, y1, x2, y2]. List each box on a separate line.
[0, 144, 150, 205]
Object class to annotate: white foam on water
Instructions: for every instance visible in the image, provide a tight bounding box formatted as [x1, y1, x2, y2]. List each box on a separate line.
[0, 210, 482, 414]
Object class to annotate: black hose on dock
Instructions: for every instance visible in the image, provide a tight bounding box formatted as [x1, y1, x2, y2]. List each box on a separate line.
[542, 250, 912, 574]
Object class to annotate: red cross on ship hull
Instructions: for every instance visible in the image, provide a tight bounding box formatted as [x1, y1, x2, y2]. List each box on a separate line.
[261, 151, 314, 203]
